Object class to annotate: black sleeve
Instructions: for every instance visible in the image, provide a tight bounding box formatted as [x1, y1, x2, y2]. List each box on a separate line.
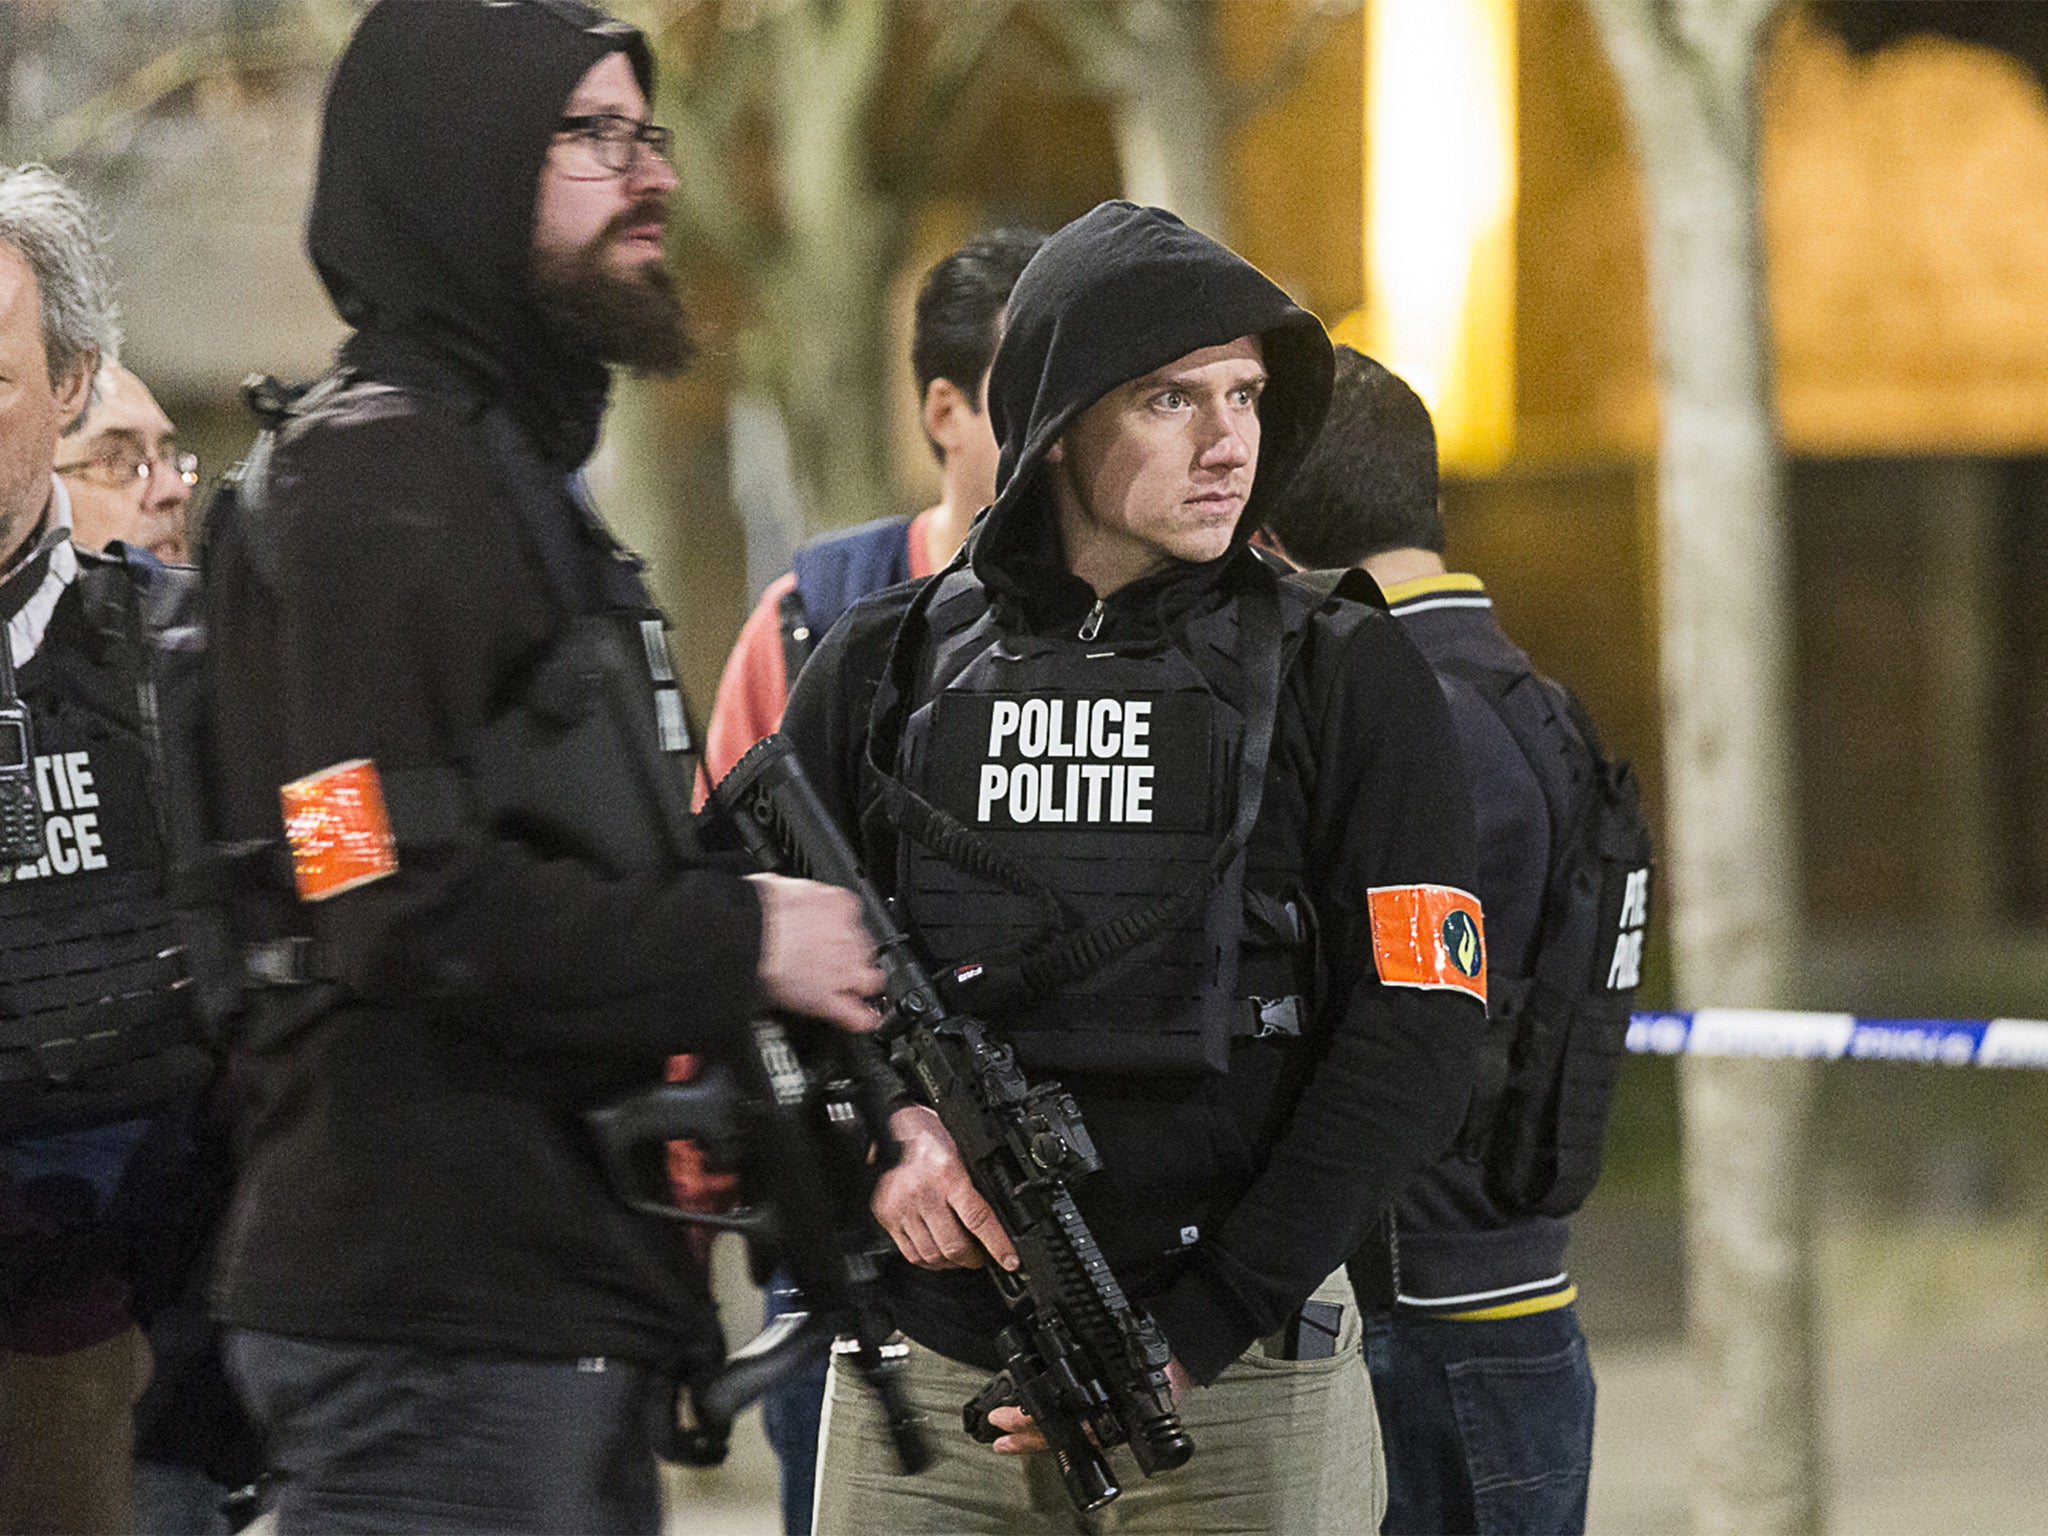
[1150, 611, 1488, 1382]
[223, 402, 761, 1058]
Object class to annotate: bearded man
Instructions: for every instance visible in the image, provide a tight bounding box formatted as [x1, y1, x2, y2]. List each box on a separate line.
[200, 4, 882, 1530]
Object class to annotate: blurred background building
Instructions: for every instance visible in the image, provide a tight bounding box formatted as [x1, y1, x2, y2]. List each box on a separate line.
[12, 1, 2048, 1528]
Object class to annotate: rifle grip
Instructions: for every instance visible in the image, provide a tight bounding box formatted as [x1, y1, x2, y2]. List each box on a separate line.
[962, 1369, 1017, 1445]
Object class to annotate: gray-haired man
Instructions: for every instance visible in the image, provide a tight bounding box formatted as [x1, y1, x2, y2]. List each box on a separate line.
[0, 164, 216, 1536]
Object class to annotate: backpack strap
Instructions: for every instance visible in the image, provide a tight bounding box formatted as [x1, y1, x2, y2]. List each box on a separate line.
[784, 516, 916, 681]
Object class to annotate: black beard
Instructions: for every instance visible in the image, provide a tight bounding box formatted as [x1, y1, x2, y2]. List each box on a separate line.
[532, 222, 693, 374]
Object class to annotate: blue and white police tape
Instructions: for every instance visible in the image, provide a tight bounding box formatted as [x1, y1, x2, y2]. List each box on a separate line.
[1627, 1011, 2048, 1068]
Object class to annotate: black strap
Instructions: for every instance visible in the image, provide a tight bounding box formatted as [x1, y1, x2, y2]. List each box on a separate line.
[778, 585, 815, 693]
[0, 539, 58, 708]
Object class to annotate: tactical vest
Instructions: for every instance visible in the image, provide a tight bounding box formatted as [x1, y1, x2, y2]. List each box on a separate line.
[0, 553, 210, 1132]
[205, 374, 705, 997]
[872, 564, 1371, 1077]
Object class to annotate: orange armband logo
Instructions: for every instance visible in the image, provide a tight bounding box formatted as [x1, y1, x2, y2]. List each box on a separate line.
[1367, 884, 1488, 1005]
[280, 759, 399, 901]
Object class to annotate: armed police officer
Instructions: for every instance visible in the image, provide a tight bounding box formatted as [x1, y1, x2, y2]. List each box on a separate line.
[782, 202, 1489, 1535]
[0, 165, 215, 1536]
[201, 4, 881, 1530]
[1263, 348, 1652, 1536]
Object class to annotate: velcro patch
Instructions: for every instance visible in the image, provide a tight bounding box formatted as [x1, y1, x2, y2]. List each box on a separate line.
[1367, 884, 1487, 1005]
[280, 758, 399, 902]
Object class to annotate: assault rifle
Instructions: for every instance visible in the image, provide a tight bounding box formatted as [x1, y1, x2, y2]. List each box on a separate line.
[585, 973, 929, 1476]
[707, 733, 1195, 1513]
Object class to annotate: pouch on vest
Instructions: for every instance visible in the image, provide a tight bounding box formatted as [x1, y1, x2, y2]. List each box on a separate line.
[1448, 664, 1654, 1219]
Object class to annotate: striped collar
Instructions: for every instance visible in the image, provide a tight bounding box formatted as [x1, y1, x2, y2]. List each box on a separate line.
[3, 475, 80, 671]
[1380, 571, 1491, 617]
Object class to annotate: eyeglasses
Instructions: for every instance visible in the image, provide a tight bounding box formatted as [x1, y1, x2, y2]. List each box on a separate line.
[554, 113, 675, 179]
[55, 447, 199, 491]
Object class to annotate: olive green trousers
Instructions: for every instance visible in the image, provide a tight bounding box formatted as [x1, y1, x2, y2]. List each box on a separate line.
[813, 1270, 1382, 1535]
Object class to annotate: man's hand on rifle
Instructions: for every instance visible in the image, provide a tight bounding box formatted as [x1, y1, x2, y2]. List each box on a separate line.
[748, 873, 885, 1033]
[875, 1105, 1019, 1272]
[985, 1358, 1194, 1456]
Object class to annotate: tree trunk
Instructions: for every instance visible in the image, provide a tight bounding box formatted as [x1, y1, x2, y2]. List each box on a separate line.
[1105, 1, 1229, 234]
[745, 0, 903, 535]
[1583, 2, 1821, 1533]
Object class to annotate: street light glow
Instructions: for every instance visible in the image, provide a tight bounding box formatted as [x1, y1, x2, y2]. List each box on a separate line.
[1362, 0, 1516, 471]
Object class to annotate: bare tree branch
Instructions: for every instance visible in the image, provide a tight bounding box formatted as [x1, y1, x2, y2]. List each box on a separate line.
[883, 0, 1022, 210]
[1036, 0, 1145, 99]
[1226, 0, 1360, 128]
[26, 23, 336, 166]
[661, 24, 775, 268]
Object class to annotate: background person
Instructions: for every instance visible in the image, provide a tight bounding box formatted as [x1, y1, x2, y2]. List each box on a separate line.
[0, 164, 216, 1536]
[1261, 346, 1605, 1536]
[54, 364, 195, 565]
[701, 226, 1044, 786]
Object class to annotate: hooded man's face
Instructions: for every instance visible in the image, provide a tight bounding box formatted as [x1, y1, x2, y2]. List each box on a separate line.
[1047, 336, 1265, 596]
[531, 51, 689, 371]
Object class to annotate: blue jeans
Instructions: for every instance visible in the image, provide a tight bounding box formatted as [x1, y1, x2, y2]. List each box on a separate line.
[760, 1275, 832, 1536]
[224, 1330, 665, 1534]
[132, 1458, 232, 1535]
[1362, 1304, 1595, 1536]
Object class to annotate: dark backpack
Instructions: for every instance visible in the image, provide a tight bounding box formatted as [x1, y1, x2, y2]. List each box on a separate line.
[1444, 661, 1653, 1219]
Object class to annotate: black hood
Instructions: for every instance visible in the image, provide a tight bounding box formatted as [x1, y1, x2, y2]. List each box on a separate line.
[975, 201, 1334, 620]
[309, 0, 654, 467]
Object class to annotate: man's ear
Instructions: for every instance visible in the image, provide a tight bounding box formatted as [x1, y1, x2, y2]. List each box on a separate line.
[1044, 437, 1064, 467]
[922, 377, 966, 455]
[54, 349, 97, 430]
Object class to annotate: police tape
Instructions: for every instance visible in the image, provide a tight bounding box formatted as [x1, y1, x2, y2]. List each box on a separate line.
[1627, 1010, 2048, 1068]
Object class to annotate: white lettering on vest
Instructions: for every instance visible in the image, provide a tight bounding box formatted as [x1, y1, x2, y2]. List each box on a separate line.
[1046, 700, 1075, 758]
[66, 751, 97, 810]
[1122, 700, 1151, 758]
[1125, 765, 1154, 823]
[1607, 928, 1644, 989]
[45, 815, 80, 874]
[1618, 868, 1649, 928]
[1008, 762, 1039, 822]
[971, 699, 1175, 826]
[74, 812, 105, 871]
[1081, 763, 1109, 821]
[1035, 763, 1063, 822]
[1089, 699, 1121, 758]
[978, 763, 1008, 822]
[14, 752, 115, 880]
[987, 700, 1021, 756]
[1018, 699, 1049, 758]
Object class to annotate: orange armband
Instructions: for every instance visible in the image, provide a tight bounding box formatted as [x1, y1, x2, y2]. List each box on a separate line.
[280, 758, 399, 901]
[1366, 884, 1488, 1006]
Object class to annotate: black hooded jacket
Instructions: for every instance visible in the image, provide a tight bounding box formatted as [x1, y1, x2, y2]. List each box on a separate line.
[783, 204, 1486, 1384]
[203, 0, 758, 1364]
